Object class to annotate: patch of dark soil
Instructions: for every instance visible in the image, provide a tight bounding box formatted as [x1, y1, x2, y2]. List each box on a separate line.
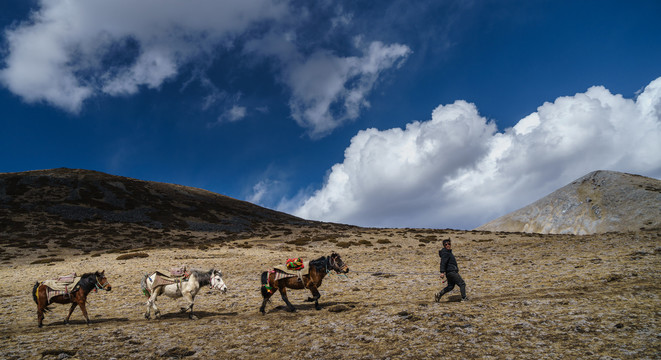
[161, 347, 195, 358]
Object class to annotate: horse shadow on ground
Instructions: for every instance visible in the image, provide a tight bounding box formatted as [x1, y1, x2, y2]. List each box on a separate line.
[45, 317, 130, 327]
[266, 300, 359, 314]
[156, 311, 239, 320]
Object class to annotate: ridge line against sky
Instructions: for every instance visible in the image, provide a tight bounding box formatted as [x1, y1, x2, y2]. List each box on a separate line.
[1, 0, 660, 229]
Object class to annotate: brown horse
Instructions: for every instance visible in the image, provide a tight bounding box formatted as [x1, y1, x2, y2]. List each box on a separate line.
[260, 253, 349, 314]
[32, 271, 111, 327]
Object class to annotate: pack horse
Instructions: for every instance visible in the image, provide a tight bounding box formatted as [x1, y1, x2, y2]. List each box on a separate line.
[141, 268, 227, 320]
[32, 271, 112, 327]
[260, 252, 349, 314]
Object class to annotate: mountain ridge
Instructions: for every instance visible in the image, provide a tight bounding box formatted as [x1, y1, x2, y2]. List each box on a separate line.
[476, 170, 661, 235]
[0, 168, 339, 250]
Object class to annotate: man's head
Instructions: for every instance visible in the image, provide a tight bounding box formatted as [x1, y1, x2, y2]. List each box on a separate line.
[442, 239, 452, 248]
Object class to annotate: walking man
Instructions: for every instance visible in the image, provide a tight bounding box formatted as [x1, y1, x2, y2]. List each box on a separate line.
[435, 238, 468, 302]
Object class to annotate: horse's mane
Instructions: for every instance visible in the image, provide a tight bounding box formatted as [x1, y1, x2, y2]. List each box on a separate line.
[75, 272, 101, 292]
[309, 256, 328, 271]
[79, 272, 100, 279]
[189, 268, 214, 286]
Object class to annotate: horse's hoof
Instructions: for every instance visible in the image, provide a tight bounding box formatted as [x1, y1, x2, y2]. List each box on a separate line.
[38, 324, 43, 328]
[144, 313, 150, 320]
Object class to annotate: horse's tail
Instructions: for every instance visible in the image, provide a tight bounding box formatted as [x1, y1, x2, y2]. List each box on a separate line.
[260, 271, 272, 298]
[140, 273, 151, 297]
[32, 282, 40, 305]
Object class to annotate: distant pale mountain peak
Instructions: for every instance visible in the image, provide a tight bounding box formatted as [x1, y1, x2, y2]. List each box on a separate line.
[476, 170, 661, 235]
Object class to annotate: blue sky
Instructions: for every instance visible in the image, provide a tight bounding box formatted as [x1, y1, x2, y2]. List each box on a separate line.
[1, 0, 660, 229]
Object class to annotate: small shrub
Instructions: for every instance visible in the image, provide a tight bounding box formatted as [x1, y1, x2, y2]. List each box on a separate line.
[116, 252, 149, 260]
[286, 237, 311, 246]
[418, 236, 436, 243]
[31, 258, 65, 264]
[336, 241, 352, 248]
[358, 239, 373, 247]
[376, 239, 391, 244]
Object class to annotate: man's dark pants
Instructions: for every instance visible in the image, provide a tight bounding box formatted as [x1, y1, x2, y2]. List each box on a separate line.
[439, 271, 466, 299]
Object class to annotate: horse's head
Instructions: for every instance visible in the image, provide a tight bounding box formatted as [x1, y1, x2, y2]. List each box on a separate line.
[329, 253, 349, 274]
[210, 269, 227, 293]
[95, 270, 112, 292]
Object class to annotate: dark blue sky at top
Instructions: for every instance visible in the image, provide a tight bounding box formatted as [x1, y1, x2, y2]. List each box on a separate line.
[1, 0, 660, 228]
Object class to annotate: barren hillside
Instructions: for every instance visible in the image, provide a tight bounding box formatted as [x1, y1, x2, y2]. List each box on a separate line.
[477, 170, 661, 235]
[0, 168, 352, 255]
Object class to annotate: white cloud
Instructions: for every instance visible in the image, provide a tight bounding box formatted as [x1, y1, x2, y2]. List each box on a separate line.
[247, 180, 269, 204]
[287, 41, 411, 138]
[219, 105, 247, 122]
[0, 0, 289, 112]
[246, 34, 411, 137]
[290, 77, 661, 229]
[1, 1, 409, 137]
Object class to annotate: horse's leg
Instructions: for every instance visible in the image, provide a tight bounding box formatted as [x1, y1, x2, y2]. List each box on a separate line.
[65, 302, 77, 325]
[181, 292, 197, 320]
[259, 291, 273, 314]
[306, 284, 322, 310]
[37, 303, 45, 328]
[35, 286, 45, 328]
[145, 290, 155, 319]
[147, 291, 161, 319]
[278, 286, 296, 312]
[78, 298, 91, 325]
[259, 273, 276, 314]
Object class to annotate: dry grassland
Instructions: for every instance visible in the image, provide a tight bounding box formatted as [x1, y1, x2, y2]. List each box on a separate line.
[0, 228, 659, 359]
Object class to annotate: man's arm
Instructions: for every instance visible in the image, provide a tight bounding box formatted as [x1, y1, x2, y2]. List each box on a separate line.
[439, 250, 449, 275]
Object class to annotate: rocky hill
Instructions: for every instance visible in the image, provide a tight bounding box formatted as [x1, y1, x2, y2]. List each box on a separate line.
[476, 170, 661, 235]
[0, 168, 341, 250]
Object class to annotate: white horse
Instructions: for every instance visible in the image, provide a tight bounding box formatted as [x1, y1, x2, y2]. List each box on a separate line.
[140, 268, 227, 320]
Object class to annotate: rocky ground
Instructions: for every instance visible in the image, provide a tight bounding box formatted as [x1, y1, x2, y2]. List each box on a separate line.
[0, 227, 659, 359]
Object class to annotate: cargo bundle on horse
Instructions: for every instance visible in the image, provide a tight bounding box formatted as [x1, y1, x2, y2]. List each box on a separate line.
[140, 267, 227, 320]
[259, 252, 349, 314]
[32, 271, 112, 327]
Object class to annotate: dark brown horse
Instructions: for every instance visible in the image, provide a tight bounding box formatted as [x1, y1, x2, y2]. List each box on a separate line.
[260, 253, 349, 314]
[32, 271, 111, 327]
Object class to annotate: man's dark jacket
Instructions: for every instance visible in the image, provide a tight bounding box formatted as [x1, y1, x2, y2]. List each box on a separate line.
[439, 248, 459, 273]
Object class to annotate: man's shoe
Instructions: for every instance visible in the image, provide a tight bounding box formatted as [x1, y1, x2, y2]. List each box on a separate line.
[434, 292, 442, 302]
[461, 296, 469, 302]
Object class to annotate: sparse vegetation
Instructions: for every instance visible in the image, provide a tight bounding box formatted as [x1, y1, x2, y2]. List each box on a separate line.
[30, 258, 65, 264]
[115, 252, 149, 260]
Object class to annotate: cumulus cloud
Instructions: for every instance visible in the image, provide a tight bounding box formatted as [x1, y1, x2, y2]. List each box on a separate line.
[0, 0, 288, 112]
[290, 77, 661, 229]
[1, 0, 409, 137]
